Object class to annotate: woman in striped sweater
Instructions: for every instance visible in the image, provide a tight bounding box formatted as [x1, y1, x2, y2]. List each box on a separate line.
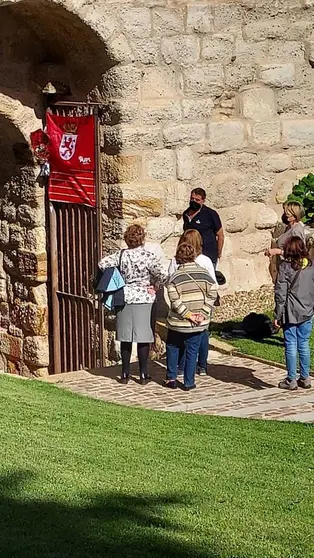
[164, 243, 218, 391]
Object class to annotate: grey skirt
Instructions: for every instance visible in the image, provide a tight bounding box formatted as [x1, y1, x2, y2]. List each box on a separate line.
[116, 303, 154, 343]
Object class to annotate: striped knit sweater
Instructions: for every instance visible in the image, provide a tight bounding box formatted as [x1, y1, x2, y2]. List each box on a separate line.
[166, 262, 218, 333]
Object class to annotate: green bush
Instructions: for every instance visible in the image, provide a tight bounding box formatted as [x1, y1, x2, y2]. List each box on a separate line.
[287, 173, 314, 226]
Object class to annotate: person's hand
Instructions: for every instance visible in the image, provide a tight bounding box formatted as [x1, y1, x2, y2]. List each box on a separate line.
[189, 313, 205, 325]
[273, 319, 281, 330]
[265, 248, 280, 258]
[147, 285, 156, 295]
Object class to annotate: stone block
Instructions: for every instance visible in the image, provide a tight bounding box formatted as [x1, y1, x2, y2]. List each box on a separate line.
[282, 119, 314, 147]
[247, 174, 274, 204]
[183, 64, 224, 98]
[146, 216, 175, 242]
[225, 64, 257, 90]
[240, 231, 272, 254]
[141, 67, 177, 100]
[102, 154, 141, 184]
[275, 171, 299, 203]
[173, 218, 184, 236]
[17, 251, 47, 283]
[0, 252, 6, 303]
[152, 7, 184, 36]
[176, 146, 195, 181]
[29, 284, 48, 307]
[160, 235, 179, 260]
[251, 121, 281, 146]
[130, 39, 160, 65]
[277, 89, 314, 117]
[31, 367, 49, 378]
[120, 8, 151, 39]
[182, 98, 214, 121]
[291, 150, 314, 170]
[221, 235, 233, 259]
[238, 86, 276, 121]
[262, 153, 291, 173]
[211, 171, 248, 209]
[163, 123, 205, 147]
[101, 65, 142, 100]
[202, 35, 235, 63]
[213, 4, 243, 31]
[243, 19, 288, 41]
[259, 63, 295, 88]
[1, 202, 16, 223]
[105, 125, 161, 152]
[255, 205, 279, 229]
[109, 35, 135, 64]
[24, 336, 49, 367]
[13, 281, 28, 301]
[121, 183, 164, 219]
[143, 150, 176, 180]
[0, 221, 9, 245]
[164, 181, 190, 216]
[208, 120, 246, 153]
[9, 224, 24, 249]
[0, 331, 23, 361]
[231, 258, 259, 292]
[187, 4, 213, 34]
[23, 227, 46, 254]
[221, 205, 249, 233]
[161, 36, 200, 66]
[140, 101, 182, 125]
[12, 301, 48, 336]
[17, 204, 45, 227]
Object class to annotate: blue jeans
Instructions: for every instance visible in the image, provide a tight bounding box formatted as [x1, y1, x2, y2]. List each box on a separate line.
[178, 329, 209, 372]
[283, 319, 313, 380]
[166, 330, 202, 387]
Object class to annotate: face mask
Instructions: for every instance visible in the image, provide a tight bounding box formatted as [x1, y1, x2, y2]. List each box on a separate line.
[281, 213, 289, 225]
[189, 200, 201, 211]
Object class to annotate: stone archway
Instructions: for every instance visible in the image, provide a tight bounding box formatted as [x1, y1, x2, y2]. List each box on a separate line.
[0, 0, 124, 375]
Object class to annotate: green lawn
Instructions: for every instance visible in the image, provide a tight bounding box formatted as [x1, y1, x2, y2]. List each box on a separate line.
[211, 313, 314, 370]
[0, 375, 313, 557]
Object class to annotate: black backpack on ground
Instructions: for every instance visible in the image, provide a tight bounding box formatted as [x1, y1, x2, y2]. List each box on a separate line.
[242, 312, 275, 339]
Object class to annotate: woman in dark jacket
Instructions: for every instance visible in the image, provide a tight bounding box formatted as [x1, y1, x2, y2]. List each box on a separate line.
[274, 236, 314, 390]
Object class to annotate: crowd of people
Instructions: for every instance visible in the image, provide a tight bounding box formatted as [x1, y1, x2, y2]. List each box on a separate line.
[98, 189, 314, 392]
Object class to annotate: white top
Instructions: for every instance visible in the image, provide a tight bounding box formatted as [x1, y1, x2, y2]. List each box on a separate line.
[99, 246, 167, 304]
[144, 242, 168, 272]
[168, 253, 217, 284]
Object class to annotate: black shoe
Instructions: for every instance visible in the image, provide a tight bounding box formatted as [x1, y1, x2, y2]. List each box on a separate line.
[120, 374, 129, 385]
[163, 380, 177, 389]
[140, 374, 152, 385]
[183, 384, 196, 392]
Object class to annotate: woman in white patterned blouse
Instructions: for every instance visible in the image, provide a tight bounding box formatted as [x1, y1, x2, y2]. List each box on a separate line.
[98, 225, 167, 384]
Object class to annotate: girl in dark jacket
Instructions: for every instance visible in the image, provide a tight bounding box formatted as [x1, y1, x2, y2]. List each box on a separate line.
[274, 236, 314, 390]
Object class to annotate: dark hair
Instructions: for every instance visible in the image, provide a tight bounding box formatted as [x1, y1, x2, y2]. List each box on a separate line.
[124, 224, 145, 249]
[175, 243, 196, 264]
[284, 236, 311, 270]
[191, 187, 206, 199]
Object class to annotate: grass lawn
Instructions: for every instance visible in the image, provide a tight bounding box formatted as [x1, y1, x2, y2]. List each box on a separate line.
[211, 313, 314, 371]
[0, 376, 313, 558]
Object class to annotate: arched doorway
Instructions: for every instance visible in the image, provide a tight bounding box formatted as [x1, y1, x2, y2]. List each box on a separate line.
[0, 0, 120, 374]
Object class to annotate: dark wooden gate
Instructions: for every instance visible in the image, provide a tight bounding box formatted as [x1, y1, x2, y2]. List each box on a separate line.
[48, 103, 104, 374]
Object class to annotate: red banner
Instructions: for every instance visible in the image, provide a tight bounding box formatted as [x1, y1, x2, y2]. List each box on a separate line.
[46, 113, 96, 207]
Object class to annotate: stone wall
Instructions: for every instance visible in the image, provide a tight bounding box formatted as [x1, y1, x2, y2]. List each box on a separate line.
[92, 0, 314, 299]
[1, 0, 314, 373]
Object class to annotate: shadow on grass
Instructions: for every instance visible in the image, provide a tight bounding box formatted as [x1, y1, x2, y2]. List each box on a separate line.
[0, 470, 238, 558]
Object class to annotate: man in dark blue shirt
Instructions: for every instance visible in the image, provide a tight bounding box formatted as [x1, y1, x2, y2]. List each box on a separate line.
[183, 188, 224, 267]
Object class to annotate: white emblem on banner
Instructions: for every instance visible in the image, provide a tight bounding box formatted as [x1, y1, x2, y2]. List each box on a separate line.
[59, 134, 78, 161]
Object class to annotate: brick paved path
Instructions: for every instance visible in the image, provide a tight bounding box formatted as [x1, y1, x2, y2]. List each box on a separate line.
[45, 352, 314, 423]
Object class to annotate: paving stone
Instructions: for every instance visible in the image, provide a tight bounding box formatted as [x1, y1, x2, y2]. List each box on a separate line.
[43, 353, 314, 423]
